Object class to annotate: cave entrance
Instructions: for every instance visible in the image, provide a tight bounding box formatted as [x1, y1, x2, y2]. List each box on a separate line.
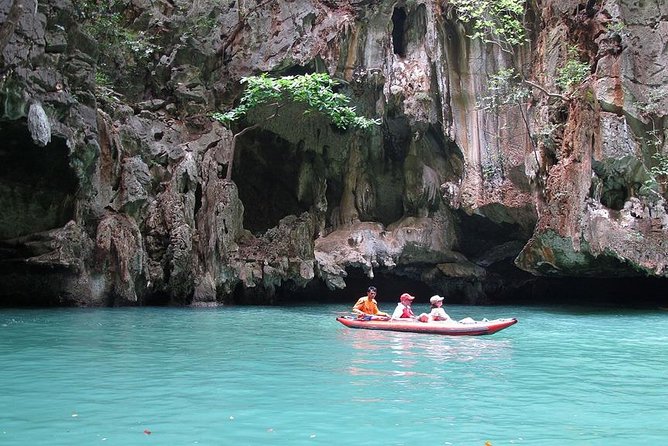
[0, 120, 78, 240]
[592, 160, 633, 211]
[233, 129, 310, 234]
[281, 267, 439, 305]
[455, 211, 530, 261]
[391, 7, 407, 57]
[391, 4, 427, 58]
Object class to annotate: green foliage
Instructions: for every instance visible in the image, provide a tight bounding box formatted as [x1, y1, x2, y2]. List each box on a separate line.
[634, 89, 666, 199]
[534, 121, 563, 150]
[77, 0, 157, 89]
[477, 68, 530, 112]
[192, 16, 217, 35]
[93, 68, 121, 103]
[476, 68, 529, 181]
[449, 0, 527, 50]
[95, 71, 112, 87]
[649, 152, 668, 178]
[556, 46, 590, 91]
[605, 21, 625, 34]
[213, 73, 380, 130]
[640, 152, 668, 198]
[482, 158, 504, 180]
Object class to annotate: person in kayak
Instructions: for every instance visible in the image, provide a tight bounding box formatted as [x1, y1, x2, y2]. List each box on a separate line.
[391, 293, 428, 322]
[352, 286, 390, 319]
[428, 295, 451, 321]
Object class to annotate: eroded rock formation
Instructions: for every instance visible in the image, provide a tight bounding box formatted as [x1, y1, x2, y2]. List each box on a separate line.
[0, 0, 666, 306]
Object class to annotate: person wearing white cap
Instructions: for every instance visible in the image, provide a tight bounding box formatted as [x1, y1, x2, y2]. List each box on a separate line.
[428, 295, 451, 322]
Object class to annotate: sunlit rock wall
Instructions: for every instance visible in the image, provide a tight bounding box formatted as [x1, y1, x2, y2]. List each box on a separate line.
[515, 0, 668, 277]
[0, 0, 666, 306]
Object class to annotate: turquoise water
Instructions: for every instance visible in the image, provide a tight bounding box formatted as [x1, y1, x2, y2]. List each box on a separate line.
[0, 304, 666, 445]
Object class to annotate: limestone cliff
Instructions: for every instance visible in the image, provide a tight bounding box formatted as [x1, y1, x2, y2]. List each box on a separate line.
[0, 0, 665, 306]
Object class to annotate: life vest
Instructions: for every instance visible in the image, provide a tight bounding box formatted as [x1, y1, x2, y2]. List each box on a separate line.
[400, 304, 414, 318]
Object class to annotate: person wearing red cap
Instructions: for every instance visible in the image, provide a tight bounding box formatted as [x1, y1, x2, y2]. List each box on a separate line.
[391, 293, 428, 321]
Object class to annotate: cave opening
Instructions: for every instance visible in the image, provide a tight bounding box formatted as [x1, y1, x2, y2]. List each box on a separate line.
[0, 120, 79, 307]
[600, 184, 628, 211]
[383, 113, 410, 163]
[246, 268, 668, 309]
[233, 129, 310, 234]
[282, 267, 439, 305]
[0, 120, 78, 241]
[376, 113, 410, 225]
[391, 7, 407, 57]
[194, 182, 203, 217]
[455, 211, 529, 261]
[507, 276, 668, 308]
[592, 160, 632, 211]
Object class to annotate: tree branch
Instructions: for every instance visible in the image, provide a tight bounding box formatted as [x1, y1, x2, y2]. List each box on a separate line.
[524, 80, 570, 102]
[233, 123, 259, 140]
[226, 123, 260, 180]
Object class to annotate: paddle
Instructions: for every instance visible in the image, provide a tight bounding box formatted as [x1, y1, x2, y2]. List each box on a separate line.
[335, 311, 389, 321]
[363, 315, 390, 321]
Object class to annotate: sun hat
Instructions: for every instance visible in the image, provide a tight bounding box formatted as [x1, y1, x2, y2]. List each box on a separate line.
[430, 295, 444, 305]
[400, 293, 415, 300]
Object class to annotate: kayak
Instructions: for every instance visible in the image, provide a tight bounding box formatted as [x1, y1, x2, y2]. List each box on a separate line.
[336, 316, 517, 336]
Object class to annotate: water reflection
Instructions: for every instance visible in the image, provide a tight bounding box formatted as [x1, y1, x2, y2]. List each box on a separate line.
[340, 329, 514, 384]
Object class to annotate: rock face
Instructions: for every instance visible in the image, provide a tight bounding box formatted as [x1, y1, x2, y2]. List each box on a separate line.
[0, 0, 666, 306]
[514, 0, 668, 278]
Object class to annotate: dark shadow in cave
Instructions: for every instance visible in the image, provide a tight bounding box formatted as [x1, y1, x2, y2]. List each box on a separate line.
[455, 211, 529, 261]
[0, 119, 79, 306]
[280, 267, 439, 305]
[391, 7, 407, 57]
[275, 273, 668, 309]
[392, 5, 428, 58]
[0, 120, 77, 241]
[233, 129, 310, 234]
[592, 160, 632, 211]
[383, 111, 410, 163]
[505, 276, 668, 308]
[0, 262, 77, 307]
